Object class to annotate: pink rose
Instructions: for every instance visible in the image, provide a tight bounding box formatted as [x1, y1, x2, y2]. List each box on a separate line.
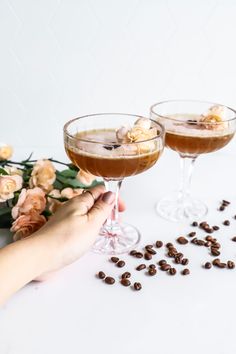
[61, 187, 83, 199]
[0, 144, 13, 160]
[29, 160, 56, 192]
[12, 187, 46, 220]
[10, 211, 47, 241]
[0, 175, 23, 202]
[76, 170, 96, 186]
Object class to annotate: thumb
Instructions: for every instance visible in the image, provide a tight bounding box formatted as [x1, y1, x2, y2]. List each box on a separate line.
[88, 191, 116, 227]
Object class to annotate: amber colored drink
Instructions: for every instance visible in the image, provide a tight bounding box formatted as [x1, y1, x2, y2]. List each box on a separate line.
[164, 114, 234, 155]
[66, 129, 161, 179]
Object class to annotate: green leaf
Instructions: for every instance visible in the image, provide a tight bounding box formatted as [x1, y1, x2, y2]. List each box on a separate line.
[53, 179, 64, 190]
[67, 164, 79, 171]
[55, 171, 103, 189]
[58, 169, 78, 178]
[42, 209, 52, 218]
[0, 168, 8, 175]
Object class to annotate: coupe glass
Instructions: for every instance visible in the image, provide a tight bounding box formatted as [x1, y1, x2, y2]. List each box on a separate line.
[64, 113, 164, 254]
[150, 100, 236, 222]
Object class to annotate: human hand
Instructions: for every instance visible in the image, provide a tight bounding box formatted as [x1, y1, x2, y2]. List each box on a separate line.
[34, 185, 124, 279]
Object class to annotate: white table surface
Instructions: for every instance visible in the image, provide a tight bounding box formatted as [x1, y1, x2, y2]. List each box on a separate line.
[0, 146, 236, 354]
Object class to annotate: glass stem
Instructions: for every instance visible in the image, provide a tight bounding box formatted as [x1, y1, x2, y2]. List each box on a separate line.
[104, 179, 123, 232]
[178, 155, 197, 202]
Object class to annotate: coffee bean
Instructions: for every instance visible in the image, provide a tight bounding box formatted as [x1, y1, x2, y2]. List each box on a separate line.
[144, 252, 152, 260]
[168, 251, 176, 258]
[145, 245, 153, 250]
[175, 257, 182, 264]
[98, 271, 105, 279]
[130, 250, 137, 256]
[117, 260, 125, 268]
[219, 206, 225, 211]
[222, 199, 230, 205]
[166, 242, 174, 248]
[111, 256, 119, 263]
[169, 268, 177, 275]
[105, 276, 115, 285]
[191, 237, 198, 244]
[200, 221, 208, 228]
[204, 241, 211, 247]
[181, 258, 189, 266]
[205, 235, 213, 242]
[192, 221, 198, 227]
[211, 238, 217, 244]
[160, 264, 171, 271]
[158, 259, 167, 266]
[120, 278, 131, 287]
[211, 248, 220, 257]
[223, 220, 230, 226]
[146, 247, 157, 255]
[136, 264, 146, 271]
[182, 268, 190, 275]
[188, 232, 196, 237]
[212, 242, 221, 249]
[234, 215, 236, 220]
[133, 282, 142, 291]
[149, 264, 156, 269]
[135, 252, 143, 258]
[205, 227, 214, 234]
[217, 262, 227, 269]
[121, 272, 131, 279]
[155, 240, 163, 248]
[212, 258, 221, 266]
[196, 240, 205, 246]
[175, 252, 184, 259]
[232, 236, 236, 242]
[227, 261, 235, 269]
[177, 237, 188, 245]
[213, 225, 220, 231]
[204, 262, 212, 269]
[148, 268, 157, 276]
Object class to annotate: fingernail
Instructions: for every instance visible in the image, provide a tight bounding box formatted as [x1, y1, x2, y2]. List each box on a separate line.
[102, 192, 115, 205]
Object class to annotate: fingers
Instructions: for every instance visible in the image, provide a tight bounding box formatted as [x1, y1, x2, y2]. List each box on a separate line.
[118, 198, 126, 212]
[70, 184, 106, 216]
[87, 192, 116, 227]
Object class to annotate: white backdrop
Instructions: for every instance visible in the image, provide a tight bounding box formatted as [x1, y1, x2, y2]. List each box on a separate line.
[1, 0, 236, 154]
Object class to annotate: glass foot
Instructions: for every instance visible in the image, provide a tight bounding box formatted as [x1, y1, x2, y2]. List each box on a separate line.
[92, 222, 141, 255]
[156, 191, 208, 222]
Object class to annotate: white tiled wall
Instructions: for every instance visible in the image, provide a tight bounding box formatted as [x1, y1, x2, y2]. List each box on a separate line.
[1, 0, 236, 152]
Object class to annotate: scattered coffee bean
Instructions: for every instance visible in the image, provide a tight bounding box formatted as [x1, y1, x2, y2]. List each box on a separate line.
[105, 276, 115, 285]
[217, 262, 227, 269]
[133, 282, 142, 291]
[182, 268, 190, 275]
[196, 239, 205, 246]
[148, 268, 157, 276]
[117, 260, 125, 268]
[192, 221, 198, 227]
[166, 242, 173, 248]
[146, 247, 156, 255]
[211, 248, 220, 257]
[158, 259, 167, 266]
[169, 268, 177, 275]
[149, 264, 156, 269]
[121, 272, 131, 279]
[181, 258, 189, 266]
[98, 271, 105, 279]
[175, 252, 184, 259]
[136, 264, 146, 271]
[175, 257, 181, 264]
[234, 215, 236, 220]
[212, 258, 221, 266]
[231, 236, 236, 242]
[168, 251, 176, 258]
[161, 264, 171, 271]
[219, 206, 225, 211]
[204, 262, 212, 269]
[111, 256, 119, 263]
[212, 242, 221, 249]
[223, 220, 230, 226]
[130, 250, 137, 256]
[222, 199, 230, 205]
[205, 227, 214, 234]
[135, 252, 143, 258]
[120, 278, 131, 287]
[177, 236, 188, 245]
[205, 235, 213, 242]
[205, 241, 212, 247]
[191, 237, 198, 244]
[213, 225, 220, 231]
[144, 252, 152, 260]
[155, 240, 163, 248]
[188, 232, 196, 237]
[145, 244, 153, 250]
[200, 221, 208, 228]
[227, 261, 235, 269]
